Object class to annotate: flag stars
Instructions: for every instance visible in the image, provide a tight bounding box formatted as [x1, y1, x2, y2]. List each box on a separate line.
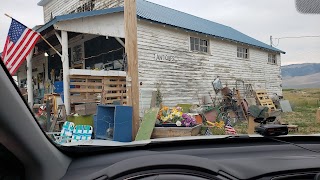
[8, 19, 27, 43]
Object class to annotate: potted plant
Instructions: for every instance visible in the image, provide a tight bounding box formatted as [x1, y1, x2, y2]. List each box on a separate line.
[152, 106, 202, 138]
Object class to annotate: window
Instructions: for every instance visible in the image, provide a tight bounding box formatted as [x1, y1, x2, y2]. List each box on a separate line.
[268, 54, 277, 64]
[190, 37, 208, 53]
[72, 45, 83, 63]
[237, 47, 249, 59]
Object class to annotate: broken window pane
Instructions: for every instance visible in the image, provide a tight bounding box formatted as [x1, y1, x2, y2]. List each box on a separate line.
[237, 47, 249, 59]
[190, 37, 209, 53]
[268, 54, 276, 64]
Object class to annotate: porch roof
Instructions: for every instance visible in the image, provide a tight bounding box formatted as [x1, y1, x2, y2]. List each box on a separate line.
[36, 6, 124, 34]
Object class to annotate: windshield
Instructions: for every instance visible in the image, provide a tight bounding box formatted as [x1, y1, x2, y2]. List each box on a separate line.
[1, 0, 319, 147]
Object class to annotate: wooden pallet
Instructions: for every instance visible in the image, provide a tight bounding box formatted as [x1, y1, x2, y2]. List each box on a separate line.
[69, 75, 127, 106]
[102, 76, 127, 104]
[255, 90, 276, 111]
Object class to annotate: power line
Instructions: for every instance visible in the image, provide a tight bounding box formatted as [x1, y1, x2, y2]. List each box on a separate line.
[274, 35, 320, 39]
[271, 35, 320, 47]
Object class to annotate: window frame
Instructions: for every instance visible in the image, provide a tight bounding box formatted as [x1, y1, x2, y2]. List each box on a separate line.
[268, 54, 277, 65]
[237, 46, 249, 59]
[190, 36, 209, 54]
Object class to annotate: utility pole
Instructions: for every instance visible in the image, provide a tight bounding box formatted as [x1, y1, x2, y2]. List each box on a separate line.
[124, 0, 140, 140]
[270, 35, 273, 47]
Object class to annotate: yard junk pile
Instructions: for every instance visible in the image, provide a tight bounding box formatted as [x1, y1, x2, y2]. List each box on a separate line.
[134, 77, 301, 140]
[45, 104, 133, 144]
[35, 75, 301, 144]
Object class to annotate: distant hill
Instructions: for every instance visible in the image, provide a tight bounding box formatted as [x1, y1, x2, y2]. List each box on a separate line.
[281, 63, 320, 88]
[282, 63, 320, 77]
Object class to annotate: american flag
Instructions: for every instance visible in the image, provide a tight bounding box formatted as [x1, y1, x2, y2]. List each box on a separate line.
[225, 118, 237, 135]
[1, 19, 40, 75]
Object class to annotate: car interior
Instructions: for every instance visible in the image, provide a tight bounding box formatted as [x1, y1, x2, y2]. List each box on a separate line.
[1, 56, 320, 180]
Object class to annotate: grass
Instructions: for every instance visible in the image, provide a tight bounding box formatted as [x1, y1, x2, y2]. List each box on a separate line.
[234, 88, 320, 135]
[281, 89, 320, 134]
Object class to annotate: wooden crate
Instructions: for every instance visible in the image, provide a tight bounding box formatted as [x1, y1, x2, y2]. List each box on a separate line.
[151, 124, 202, 138]
[69, 75, 103, 104]
[102, 76, 127, 104]
[69, 75, 127, 106]
[74, 103, 98, 116]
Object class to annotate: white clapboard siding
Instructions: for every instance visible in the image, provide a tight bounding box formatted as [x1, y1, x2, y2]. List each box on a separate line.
[137, 20, 282, 115]
[43, 0, 124, 23]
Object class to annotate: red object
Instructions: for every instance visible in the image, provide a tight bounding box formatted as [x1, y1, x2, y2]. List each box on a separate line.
[204, 110, 219, 122]
[195, 115, 203, 124]
[225, 125, 237, 135]
[1, 19, 40, 75]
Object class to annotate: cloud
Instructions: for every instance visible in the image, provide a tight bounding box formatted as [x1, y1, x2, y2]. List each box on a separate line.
[149, 0, 320, 65]
[0, 0, 43, 50]
[0, 0, 319, 65]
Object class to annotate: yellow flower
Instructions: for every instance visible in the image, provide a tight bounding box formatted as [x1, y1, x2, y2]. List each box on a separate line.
[162, 116, 169, 122]
[173, 111, 182, 117]
[216, 121, 225, 129]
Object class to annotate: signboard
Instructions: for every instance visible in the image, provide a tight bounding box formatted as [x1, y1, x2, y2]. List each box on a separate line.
[154, 54, 175, 62]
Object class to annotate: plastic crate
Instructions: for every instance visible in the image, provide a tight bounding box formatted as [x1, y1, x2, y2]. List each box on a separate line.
[95, 105, 132, 142]
[54, 81, 75, 94]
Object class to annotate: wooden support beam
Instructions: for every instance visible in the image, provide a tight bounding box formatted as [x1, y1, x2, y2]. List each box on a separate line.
[115, 37, 125, 47]
[125, 0, 140, 140]
[55, 31, 62, 45]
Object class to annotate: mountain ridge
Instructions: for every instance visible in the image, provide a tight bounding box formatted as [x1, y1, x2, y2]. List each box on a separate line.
[281, 63, 320, 88]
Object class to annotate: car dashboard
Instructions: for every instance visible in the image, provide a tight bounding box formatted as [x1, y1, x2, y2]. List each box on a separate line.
[60, 138, 320, 180]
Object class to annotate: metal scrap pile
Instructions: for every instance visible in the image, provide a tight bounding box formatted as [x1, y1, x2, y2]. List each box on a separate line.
[193, 77, 292, 135]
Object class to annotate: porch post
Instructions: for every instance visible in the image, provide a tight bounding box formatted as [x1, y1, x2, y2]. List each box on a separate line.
[61, 30, 70, 115]
[125, 0, 140, 139]
[27, 48, 34, 108]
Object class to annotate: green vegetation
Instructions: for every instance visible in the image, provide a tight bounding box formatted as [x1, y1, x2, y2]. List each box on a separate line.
[234, 89, 320, 135]
[281, 89, 320, 134]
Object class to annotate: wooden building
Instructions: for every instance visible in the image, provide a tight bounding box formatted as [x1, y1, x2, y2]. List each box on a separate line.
[16, 0, 285, 117]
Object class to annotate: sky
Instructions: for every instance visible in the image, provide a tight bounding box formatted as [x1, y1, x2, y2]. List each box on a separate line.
[0, 0, 319, 65]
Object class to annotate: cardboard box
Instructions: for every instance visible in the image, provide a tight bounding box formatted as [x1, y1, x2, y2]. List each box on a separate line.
[75, 103, 97, 116]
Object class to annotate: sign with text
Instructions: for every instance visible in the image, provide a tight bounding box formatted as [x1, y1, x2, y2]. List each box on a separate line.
[154, 54, 175, 62]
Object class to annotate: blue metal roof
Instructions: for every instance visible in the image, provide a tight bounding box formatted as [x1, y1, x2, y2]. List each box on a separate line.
[136, 0, 284, 53]
[36, 0, 284, 53]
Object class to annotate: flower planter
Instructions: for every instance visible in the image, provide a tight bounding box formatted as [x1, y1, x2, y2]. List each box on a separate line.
[151, 124, 202, 139]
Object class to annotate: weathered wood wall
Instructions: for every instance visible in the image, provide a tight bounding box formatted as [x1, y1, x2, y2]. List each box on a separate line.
[42, 0, 124, 23]
[137, 20, 282, 115]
